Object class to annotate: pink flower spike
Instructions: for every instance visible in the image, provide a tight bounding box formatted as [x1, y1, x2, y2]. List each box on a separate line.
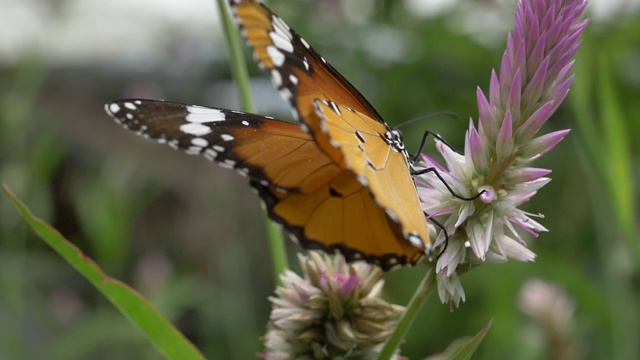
[504, 167, 552, 183]
[514, 100, 555, 141]
[489, 69, 501, 109]
[513, 39, 528, 82]
[468, 121, 488, 174]
[507, 70, 523, 124]
[527, 34, 547, 80]
[417, 0, 588, 306]
[476, 87, 494, 130]
[520, 129, 571, 159]
[497, 111, 515, 162]
[499, 46, 513, 94]
[523, 58, 549, 112]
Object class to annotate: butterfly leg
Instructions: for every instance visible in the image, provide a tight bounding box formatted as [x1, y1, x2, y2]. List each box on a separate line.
[412, 166, 486, 201]
[424, 211, 449, 259]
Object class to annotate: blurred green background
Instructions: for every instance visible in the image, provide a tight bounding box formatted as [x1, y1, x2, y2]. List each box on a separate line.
[1, 0, 639, 359]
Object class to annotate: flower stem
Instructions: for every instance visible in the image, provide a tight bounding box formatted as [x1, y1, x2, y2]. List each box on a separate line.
[216, 0, 288, 282]
[378, 267, 436, 360]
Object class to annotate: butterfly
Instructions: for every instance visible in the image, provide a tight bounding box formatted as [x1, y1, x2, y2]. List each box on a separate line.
[105, 0, 433, 270]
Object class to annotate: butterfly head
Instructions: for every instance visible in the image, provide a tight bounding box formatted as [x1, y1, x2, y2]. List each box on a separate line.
[384, 129, 412, 164]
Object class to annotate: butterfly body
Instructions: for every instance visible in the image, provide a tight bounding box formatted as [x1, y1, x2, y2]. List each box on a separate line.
[106, 0, 432, 270]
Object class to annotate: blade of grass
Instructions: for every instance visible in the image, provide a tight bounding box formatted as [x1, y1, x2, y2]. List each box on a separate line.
[215, 0, 288, 281]
[3, 184, 205, 360]
[597, 52, 640, 261]
[596, 52, 640, 360]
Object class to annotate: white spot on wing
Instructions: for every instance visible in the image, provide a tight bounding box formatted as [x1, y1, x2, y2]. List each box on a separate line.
[185, 146, 201, 155]
[289, 74, 298, 85]
[242, 120, 250, 126]
[191, 138, 208, 147]
[408, 234, 423, 248]
[300, 37, 310, 49]
[204, 149, 218, 160]
[108, 103, 121, 113]
[279, 87, 293, 100]
[269, 31, 294, 53]
[186, 106, 226, 123]
[221, 134, 234, 141]
[219, 161, 234, 169]
[180, 123, 212, 136]
[124, 102, 136, 110]
[386, 209, 399, 221]
[267, 46, 285, 67]
[213, 145, 225, 152]
[271, 69, 282, 87]
[329, 101, 341, 115]
[357, 174, 369, 186]
[272, 15, 290, 31]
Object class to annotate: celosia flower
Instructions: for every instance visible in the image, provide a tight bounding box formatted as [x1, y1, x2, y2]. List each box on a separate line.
[417, 0, 588, 306]
[262, 252, 405, 359]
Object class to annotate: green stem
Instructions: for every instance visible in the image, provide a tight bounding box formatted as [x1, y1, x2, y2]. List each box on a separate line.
[215, 0, 288, 282]
[378, 267, 436, 360]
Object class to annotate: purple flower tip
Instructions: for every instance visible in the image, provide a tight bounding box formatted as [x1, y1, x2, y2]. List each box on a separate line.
[479, 185, 496, 204]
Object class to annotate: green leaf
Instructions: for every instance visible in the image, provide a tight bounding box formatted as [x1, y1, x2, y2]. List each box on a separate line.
[3, 184, 205, 360]
[426, 319, 493, 360]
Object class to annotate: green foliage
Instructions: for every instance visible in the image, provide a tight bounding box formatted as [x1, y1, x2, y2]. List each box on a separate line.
[4, 185, 204, 360]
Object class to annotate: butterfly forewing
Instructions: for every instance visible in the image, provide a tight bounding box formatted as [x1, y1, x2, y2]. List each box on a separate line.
[314, 100, 431, 251]
[229, 0, 385, 165]
[105, 99, 341, 193]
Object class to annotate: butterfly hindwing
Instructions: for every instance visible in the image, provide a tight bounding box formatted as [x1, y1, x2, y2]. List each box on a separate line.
[253, 172, 426, 270]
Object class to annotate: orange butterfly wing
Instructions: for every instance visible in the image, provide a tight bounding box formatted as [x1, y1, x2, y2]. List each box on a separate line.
[106, 99, 425, 269]
[106, 99, 338, 193]
[313, 100, 431, 251]
[230, 0, 385, 166]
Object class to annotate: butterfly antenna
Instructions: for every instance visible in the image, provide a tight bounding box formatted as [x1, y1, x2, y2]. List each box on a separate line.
[394, 111, 463, 161]
[394, 110, 460, 130]
[411, 130, 463, 162]
[424, 211, 449, 259]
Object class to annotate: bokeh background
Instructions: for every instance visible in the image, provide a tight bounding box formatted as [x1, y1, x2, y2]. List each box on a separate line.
[1, 0, 639, 359]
